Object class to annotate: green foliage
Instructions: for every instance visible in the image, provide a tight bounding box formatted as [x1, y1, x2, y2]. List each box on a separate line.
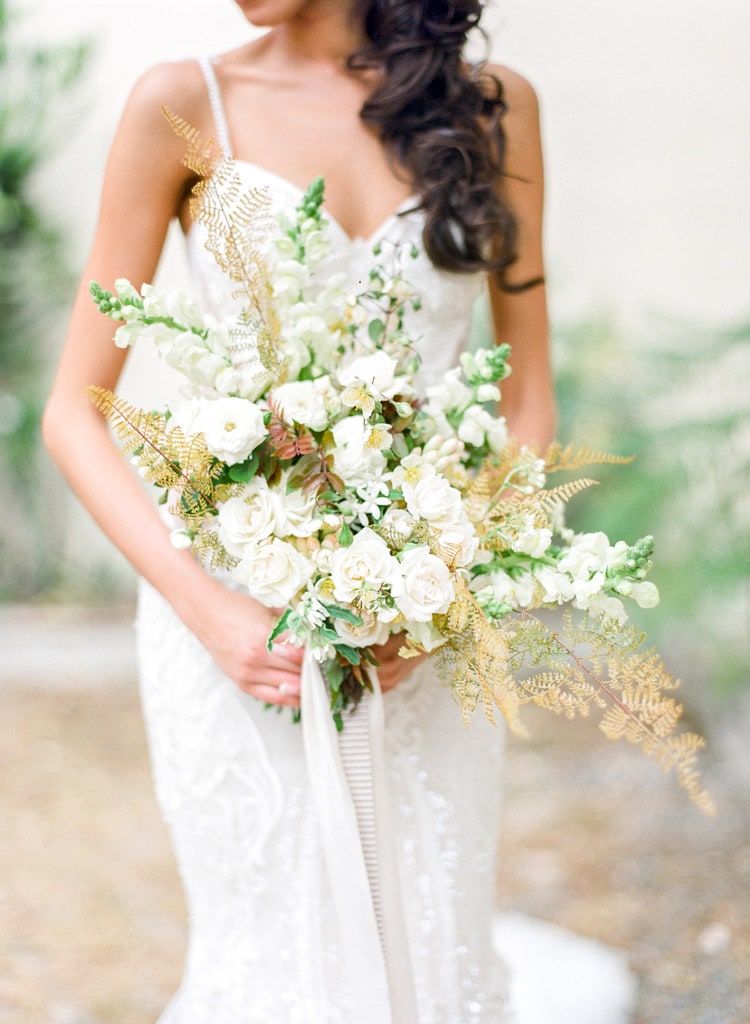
[0, 0, 89, 597]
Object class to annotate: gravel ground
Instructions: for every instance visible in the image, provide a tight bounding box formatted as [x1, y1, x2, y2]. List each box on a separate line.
[0, 605, 748, 1024]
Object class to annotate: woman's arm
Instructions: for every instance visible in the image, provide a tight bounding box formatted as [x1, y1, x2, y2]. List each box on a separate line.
[487, 66, 556, 450]
[43, 61, 303, 703]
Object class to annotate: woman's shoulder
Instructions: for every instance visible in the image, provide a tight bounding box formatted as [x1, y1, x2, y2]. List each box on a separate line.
[485, 63, 541, 117]
[123, 58, 209, 129]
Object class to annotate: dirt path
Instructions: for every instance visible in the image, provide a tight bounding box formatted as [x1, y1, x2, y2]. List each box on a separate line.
[0, 607, 747, 1023]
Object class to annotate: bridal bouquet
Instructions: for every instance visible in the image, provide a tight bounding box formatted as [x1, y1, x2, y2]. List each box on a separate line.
[88, 111, 712, 811]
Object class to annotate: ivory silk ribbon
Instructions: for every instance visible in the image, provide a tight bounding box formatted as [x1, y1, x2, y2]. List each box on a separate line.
[301, 648, 418, 1024]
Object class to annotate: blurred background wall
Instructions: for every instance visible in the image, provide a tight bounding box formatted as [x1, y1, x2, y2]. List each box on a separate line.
[2, 0, 748, 705]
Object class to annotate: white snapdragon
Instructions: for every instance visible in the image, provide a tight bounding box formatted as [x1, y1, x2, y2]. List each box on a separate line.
[510, 518, 554, 559]
[329, 527, 399, 607]
[217, 480, 284, 556]
[231, 539, 313, 607]
[424, 367, 472, 414]
[586, 592, 628, 625]
[194, 397, 267, 465]
[534, 566, 575, 605]
[393, 547, 455, 622]
[628, 581, 660, 609]
[403, 619, 448, 652]
[557, 532, 610, 579]
[482, 570, 537, 610]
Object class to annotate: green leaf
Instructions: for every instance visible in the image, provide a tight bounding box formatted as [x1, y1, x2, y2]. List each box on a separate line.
[334, 643, 361, 666]
[337, 521, 354, 547]
[323, 604, 362, 625]
[266, 609, 292, 649]
[333, 711, 344, 732]
[229, 453, 259, 482]
[317, 626, 340, 644]
[368, 319, 385, 343]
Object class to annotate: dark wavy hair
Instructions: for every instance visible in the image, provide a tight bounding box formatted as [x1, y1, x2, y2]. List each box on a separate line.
[349, 0, 529, 284]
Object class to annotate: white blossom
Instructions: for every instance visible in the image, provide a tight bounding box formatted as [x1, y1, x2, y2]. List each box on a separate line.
[393, 547, 455, 622]
[194, 397, 267, 465]
[231, 539, 313, 607]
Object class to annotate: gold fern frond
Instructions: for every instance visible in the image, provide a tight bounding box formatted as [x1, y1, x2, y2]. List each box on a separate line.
[87, 386, 219, 516]
[434, 575, 526, 735]
[543, 441, 635, 473]
[162, 108, 285, 379]
[161, 103, 221, 179]
[513, 609, 715, 814]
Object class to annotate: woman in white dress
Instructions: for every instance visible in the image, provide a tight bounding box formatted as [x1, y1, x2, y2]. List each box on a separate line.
[42, 1, 635, 1021]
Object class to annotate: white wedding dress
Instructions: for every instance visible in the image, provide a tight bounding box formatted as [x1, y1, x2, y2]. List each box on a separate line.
[134, 57, 637, 1024]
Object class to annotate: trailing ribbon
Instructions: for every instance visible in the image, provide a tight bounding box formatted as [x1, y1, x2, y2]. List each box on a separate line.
[301, 648, 418, 1023]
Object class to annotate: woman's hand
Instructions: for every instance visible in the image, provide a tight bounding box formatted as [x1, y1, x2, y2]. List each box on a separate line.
[370, 633, 428, 693]
[181, 579, 303, 707]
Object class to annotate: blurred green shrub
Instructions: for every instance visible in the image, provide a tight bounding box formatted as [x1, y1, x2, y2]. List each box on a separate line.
[553, 314, 749, 701]
[0, 0, 89, 597]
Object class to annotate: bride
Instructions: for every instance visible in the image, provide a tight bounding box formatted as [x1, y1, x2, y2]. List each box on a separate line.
[43, 0, 634, 1020]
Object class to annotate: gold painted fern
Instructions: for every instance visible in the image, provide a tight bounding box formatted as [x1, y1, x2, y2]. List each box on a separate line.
[495, 609, 716, 814]
[87, 386, 223, 529]
[162, 104, 284, 380]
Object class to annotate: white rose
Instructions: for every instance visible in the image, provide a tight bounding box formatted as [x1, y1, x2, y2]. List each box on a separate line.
[274, 475, 323, 538]
[195, 397, 267, 465]
[334, 611, 392, 649]
[329, 527, 398, 605]
[331, 415, 386, 483]
[393, 547, 455, 622]
[401, 472, 463, 526]
[272, 380, 329, 431]
[231, 539, 313, 607]
[217, 480, 284, 556]
[433, 518, 479, 568]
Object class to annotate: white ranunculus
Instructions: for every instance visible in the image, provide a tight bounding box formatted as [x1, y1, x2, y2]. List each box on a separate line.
[217, 482, 284, 556]
[195, 397, 267, 465]
[380, 507, 417, 545]
[393, 547, 455, 622]
[401, 472, 463, 527]
[334, 611, 392, 649]
[331, 415, 386, 483]
[329, 527, 398, 605]
[629, 581, 660, 609]
[231, 539, 313, 607]
[272, 380, 329, 431]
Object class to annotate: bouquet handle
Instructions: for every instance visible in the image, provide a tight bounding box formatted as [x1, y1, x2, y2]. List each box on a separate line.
[301, 648, 417, 1023]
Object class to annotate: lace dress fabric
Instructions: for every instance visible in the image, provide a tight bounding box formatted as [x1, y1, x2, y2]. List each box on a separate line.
[134, 57, 637, 1024]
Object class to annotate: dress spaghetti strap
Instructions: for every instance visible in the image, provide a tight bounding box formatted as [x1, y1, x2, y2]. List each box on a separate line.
[196, 56, 233, 157]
